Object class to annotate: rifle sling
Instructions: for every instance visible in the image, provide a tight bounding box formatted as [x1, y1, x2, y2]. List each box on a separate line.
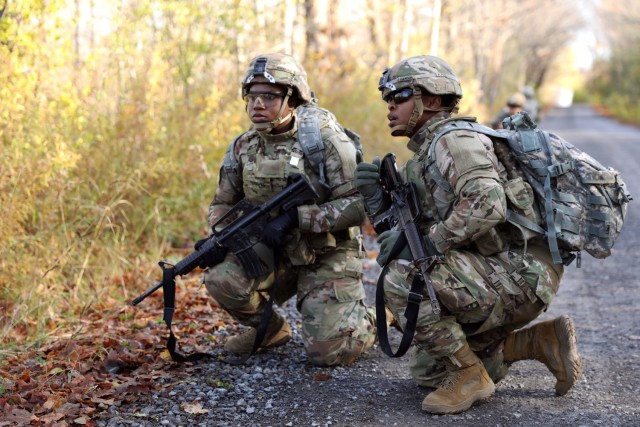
[161, 253, 281, 365]
[375, 232, 441, 358]
[162, 263, 215, 362]
[376, 265, 424, 358]
[222, 250, 281, 365]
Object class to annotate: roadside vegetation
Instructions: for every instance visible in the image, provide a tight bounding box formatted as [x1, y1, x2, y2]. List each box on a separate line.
[583, 1, 640, 125]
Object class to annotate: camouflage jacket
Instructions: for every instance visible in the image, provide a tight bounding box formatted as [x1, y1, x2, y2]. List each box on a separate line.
[209, 105, 365, 262]
[402, 112, 509, 255]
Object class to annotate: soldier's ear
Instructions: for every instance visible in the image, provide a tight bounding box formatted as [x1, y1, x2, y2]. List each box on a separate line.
[288, 95, 300, 108]
[424, 95, 442, 110]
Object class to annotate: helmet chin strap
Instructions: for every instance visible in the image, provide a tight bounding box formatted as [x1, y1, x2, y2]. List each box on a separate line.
[391, 87, 424, 137]
[254, 88, 294, 133]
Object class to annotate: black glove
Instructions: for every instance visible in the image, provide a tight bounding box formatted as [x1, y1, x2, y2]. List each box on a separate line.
[376, 230, 410, 266]
[262, 208, 299, 248]
[376, 230, 443, 267]
[194, 237, 227, 269]
[354, 157, 386, 215]
[423, 235, 442, 259]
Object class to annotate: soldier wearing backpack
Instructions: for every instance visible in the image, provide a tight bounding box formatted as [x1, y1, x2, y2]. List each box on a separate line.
[355, 55, 583, 414]
[200, 53, 376, 366]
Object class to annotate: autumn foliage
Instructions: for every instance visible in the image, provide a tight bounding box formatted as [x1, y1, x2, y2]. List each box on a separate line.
[0, 0, 632, 423]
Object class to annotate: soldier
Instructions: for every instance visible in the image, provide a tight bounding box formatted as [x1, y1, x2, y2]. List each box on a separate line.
[522, 85, 541, 123]
[355, 55, 582, 413]
[490, 92, 526, 129]
[200, 52, 376, 366]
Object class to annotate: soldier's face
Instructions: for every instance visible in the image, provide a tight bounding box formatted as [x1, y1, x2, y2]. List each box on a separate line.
[385, 89, 416, 135]
[244, 83, 293, 126]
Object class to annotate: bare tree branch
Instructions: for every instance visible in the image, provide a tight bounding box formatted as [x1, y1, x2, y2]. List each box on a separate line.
[0, 0, 7, 22]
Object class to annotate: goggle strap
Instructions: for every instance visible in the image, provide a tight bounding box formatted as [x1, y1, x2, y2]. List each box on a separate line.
[406, 87, 423, 135]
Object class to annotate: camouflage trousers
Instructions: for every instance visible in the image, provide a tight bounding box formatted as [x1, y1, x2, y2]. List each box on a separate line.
[204, 242, 376, 366]
[382, 243, 563, 382]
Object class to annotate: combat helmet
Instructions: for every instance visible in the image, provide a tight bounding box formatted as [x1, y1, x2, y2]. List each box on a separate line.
[378, 55, 463, 136]
[507, 92, 526, 107]
[242, 53, 313, 102]
[241, 53, 313, 132]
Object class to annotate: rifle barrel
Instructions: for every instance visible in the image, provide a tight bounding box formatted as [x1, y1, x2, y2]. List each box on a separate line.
[131, 280, 163, 306]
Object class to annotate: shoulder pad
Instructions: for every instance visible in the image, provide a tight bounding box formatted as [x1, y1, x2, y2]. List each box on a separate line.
[296, 104, 336, 128]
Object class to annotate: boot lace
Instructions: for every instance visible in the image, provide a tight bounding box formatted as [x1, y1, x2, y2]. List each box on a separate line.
[439, 371, 463, 392]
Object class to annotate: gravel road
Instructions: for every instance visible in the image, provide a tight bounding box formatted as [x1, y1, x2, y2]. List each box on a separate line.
[98, 104, 640, 427]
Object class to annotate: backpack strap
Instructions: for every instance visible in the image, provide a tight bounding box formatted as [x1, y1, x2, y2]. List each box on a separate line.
[298, 114, 328, 188]
[222, 133, 246, 193]
[532, 129, 570, 265]
[343, 127, 364, 163]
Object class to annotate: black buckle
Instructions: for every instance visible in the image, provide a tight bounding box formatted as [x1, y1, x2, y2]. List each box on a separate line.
[378, 68, 390, 90]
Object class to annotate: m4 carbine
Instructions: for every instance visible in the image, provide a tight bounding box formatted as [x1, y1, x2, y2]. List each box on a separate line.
[374, 153, 442, 358]
[131, 174, 318, 363]
[131, 173, 318, 306]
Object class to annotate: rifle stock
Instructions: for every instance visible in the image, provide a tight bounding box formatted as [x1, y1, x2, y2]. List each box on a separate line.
[131, 174, 317, 306]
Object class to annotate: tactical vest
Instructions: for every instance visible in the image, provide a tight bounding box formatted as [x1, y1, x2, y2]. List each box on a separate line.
[222, 104, 362, 195]
[219, 104, 364, 265]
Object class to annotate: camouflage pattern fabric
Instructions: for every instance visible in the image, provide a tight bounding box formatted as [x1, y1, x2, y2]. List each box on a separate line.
[378, 55, 463, 102]
[205, 106, 375, 366]
[242, 53, 312, 103]
[383, 112, 564, 382]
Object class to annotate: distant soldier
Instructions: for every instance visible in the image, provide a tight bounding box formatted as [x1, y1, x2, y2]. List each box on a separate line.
[490, 92, 526, 129]
[201, 53, 376, 366]
[355, 55, 582, 414]
[522, 85, 540, 123]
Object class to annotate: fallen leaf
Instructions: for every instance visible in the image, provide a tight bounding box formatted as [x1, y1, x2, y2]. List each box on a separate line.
[73, 415, 89, 424]
[312, 372, 332, 381]
[41, 412, 66, 424]
[90, 396, 115, 406]
[180, 401, 209, 414]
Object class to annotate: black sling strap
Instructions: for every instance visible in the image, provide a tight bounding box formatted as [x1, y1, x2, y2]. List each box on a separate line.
[161, 253, 281, 364]
[161, 262, 214, 362]
[374, 233, 440, 358]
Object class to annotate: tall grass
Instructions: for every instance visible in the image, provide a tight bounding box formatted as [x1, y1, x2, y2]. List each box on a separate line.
[0, 29, 390, 351]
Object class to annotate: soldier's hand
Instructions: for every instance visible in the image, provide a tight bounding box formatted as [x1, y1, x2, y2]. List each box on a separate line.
[194, 237, 228, 269]
[376, 230, 442, 266]
[376, 230, 411, 266]
[355, 157, 386, 215]
[262, 208, 299, 248]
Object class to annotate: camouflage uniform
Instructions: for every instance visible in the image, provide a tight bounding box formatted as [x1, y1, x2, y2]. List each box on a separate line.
[522, 85, 540, 123]
[490, 92, 525, 129]
[204, 54, 376, 366]
[377, 57, 564, 383]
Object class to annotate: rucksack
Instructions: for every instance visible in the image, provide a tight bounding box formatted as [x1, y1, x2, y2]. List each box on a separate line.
[427, 112, 632, 266]
[222, 104, 362, 191]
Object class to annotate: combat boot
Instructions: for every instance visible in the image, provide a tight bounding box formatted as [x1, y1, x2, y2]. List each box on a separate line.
[224, 313, 292, 354]
[421, 342, 495, 414]
[503, 315, 582, 396]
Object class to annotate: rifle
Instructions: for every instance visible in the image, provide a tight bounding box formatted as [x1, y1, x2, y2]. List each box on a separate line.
[131, 174, 318, 363]
[132, 173, 317, 306]
[374, 153, 442, 358]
